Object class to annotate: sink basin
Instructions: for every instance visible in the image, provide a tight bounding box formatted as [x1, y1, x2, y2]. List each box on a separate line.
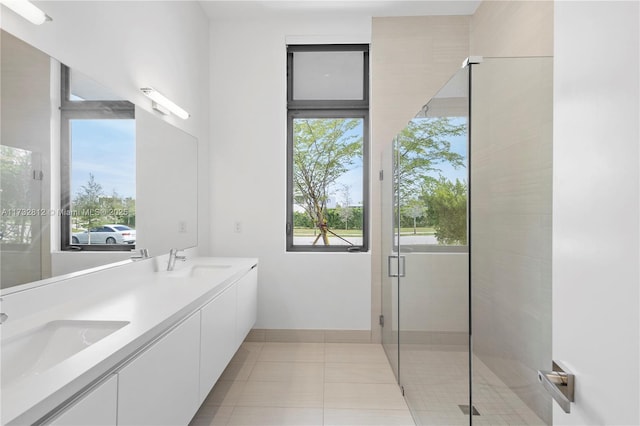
[190, 264, 231, 278]
[166, 264, 232, 278]
[1, 320, 129, 386]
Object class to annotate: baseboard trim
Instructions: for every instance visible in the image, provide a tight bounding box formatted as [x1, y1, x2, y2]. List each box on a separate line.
[246, 329, 372, 343]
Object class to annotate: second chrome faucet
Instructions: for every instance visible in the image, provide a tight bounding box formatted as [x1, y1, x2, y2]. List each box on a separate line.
[167, 248, 187, 271]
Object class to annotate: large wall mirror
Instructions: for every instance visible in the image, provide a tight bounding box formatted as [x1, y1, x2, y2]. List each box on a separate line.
[0, 30, 198, 290]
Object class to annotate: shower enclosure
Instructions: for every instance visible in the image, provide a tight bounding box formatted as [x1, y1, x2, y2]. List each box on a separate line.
[381, 56, 553, 425]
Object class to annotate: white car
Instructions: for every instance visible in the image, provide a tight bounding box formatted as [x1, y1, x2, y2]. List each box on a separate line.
[108, 224, 136, 244]
[72, 224, 136, 245]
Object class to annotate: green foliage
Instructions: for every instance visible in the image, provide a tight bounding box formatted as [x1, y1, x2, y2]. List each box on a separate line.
[293, 118, 362, 244]
[0, 145, 34, 244]
[396, 117, 465, 200]
[294, 207, 363, 231]
[291, 116, 466, 245]
[421, 177, 467, 245]
[326, 206, 363, 230]
[393, 116, 467, 245]
[293, 211, 314, 228]
[72, 174, 136, 230]
[101, 191, 136, 226]
[335, 184, 354, 230]
[399, 198, 428, 231]
[73, 173, 104, 230]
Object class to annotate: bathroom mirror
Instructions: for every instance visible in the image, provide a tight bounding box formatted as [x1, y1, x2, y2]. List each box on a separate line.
[0, 30, 198, 289]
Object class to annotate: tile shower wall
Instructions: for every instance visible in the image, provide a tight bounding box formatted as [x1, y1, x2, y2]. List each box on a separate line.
[468, 2, 554, 424]
[370, 15, 471, 343]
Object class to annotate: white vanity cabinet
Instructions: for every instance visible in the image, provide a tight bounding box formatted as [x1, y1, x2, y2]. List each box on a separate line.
[47, 375, 118, 426]
[236, 265, 258, 346]
[199, 263, 258, 402]
[199, 283, 237, 402]
[17, 260, 259, 426]
[117, 312, 201, 426]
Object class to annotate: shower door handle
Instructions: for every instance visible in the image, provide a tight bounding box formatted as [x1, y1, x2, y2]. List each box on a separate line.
[388, 255, 406, 277]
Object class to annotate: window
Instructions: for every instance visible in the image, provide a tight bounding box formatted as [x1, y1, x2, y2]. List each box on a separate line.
[60, 65, 136, 251]
[286, 45, 369, 252]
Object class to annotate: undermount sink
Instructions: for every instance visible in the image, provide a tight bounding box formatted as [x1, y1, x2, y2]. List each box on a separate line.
[1, 320, 129, 387]
[167, 264, 232, 278]
[191, 264, 231, 277]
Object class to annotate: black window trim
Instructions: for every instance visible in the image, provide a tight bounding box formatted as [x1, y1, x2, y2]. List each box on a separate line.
[59, 64, 135, 252]
[286, 44, 370, 253]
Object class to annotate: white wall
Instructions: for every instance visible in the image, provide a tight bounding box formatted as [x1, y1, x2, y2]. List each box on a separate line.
[1, 1, 211, 266]
[553, 1, 639, 424]
[209, 15, 371, 331]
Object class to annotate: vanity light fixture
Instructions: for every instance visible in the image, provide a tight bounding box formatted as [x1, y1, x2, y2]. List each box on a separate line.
[140, 87, 190, 120]
[0, 0, 51, 25]
[151, 101, 170, 116]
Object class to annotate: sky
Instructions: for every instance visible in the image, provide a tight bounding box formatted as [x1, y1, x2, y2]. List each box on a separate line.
[71, 119, 136, 200]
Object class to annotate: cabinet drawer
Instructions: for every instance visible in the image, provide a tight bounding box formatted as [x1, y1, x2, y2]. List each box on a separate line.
[117, 312, 201, 426]
[199, 284, 237, 402]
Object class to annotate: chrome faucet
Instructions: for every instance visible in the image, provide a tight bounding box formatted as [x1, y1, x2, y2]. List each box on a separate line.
[167, 248, 186, 271]
[131, 248, 151, 261]
[0, 298, 7, 325]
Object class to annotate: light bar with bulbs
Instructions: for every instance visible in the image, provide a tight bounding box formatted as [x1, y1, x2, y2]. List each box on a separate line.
[0, 0, 51, 25]
[140, 87, 190, 120]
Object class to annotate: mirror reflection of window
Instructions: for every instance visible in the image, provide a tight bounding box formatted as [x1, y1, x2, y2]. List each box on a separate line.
[69, 119, 135, 246]
[60, 65, 136, 251]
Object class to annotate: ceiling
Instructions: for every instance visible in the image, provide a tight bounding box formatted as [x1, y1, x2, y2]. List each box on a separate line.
[199, 1, 481, 20]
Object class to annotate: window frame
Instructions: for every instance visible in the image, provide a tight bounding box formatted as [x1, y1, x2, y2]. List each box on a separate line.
[286, 44, 370, 253]
[59, 64, 136, 252]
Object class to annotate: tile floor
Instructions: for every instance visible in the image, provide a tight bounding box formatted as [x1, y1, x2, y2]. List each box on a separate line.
[398, 344, 546, 426]
[190, 342, 547, 426]
[189, 342, 415, 426]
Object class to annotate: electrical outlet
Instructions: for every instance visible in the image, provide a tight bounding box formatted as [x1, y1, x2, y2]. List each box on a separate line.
[234, 221, 242, 233]
[178, 221, 187, 233]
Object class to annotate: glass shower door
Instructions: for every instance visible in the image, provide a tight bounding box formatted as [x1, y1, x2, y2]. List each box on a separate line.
[469, 56, 553, 426]
[0, 145, 44, 287]
[397, 67, 471, 425]
[383, 57, 552, 426]
[381, 140, 400, 380]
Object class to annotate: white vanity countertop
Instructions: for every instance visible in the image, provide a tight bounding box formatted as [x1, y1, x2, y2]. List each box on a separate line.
[0, 256, 258, 425]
